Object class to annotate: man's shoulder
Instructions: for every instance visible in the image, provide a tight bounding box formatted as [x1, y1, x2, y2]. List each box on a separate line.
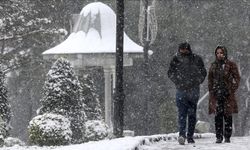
[192, 53, 202, 59]
[192, 53, 204, 63]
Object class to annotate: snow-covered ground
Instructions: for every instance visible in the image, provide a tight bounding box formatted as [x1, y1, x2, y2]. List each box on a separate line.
[140, 136, 250, 150]
[1, 133, 250, 150]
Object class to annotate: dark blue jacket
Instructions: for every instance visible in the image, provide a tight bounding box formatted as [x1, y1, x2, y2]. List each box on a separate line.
[168, 52, 207, 90]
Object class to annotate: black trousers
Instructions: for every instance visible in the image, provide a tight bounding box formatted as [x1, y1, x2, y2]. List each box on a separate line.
[215, 95, 232, 140]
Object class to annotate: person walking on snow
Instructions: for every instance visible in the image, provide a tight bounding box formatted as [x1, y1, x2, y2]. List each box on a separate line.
[208, 45, 240, 143]
[168, 42, 207, 145]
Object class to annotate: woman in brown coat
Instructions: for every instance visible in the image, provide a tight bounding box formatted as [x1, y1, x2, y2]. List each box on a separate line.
[208, 45, 240, 143]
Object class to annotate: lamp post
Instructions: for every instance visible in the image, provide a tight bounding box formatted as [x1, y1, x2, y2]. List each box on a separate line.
[143, 0, 150, 135]
[113, 0, 125, 138]
[139, 0, 157, 135]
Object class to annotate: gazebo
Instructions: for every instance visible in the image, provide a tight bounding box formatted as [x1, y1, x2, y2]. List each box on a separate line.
[42, 2, 143, 129]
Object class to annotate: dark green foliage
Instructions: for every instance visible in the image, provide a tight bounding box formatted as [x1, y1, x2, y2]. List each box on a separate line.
[0, 70, 11, 124]
[39, 58, 86, 144]
[28, 113, 72, 146]
[0, 69, 11, 140]
[79, 73, 102, 120]
[84, 120, 109, 142]
[77, 69, 109, 141]
[40, 58, 83, 113]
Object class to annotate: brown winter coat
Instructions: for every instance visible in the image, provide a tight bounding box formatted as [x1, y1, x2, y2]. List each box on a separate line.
[208, 59, 241, 115]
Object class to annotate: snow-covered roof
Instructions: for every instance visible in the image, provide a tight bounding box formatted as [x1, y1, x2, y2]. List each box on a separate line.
[43, 2, 143, 55]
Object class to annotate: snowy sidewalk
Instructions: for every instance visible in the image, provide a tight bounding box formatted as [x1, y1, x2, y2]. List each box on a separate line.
[0, 133, 180, 150]
[1, 133, 250, 150]
[139, 136, 250, 150]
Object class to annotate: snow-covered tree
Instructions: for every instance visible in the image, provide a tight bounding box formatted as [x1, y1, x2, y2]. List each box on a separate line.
[38, 58, 86, 144]
[80, 74, 102, 120]
[0, 68, 11, 142]
[1, 0, 69, 142]
[79, 73, 110, 141]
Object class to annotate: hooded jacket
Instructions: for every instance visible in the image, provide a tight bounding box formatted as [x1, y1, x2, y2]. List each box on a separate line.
[168, 43, 207, 90]
[208, 46, 241, 115]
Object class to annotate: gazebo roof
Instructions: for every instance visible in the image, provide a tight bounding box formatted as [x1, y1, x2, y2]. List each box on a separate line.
[43, 2, 143, 55]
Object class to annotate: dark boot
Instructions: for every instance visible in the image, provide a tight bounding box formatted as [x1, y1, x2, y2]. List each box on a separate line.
[187, 137, 195, 143]
[224, 115, 232, 143]
[216, 138, 223, 143]
[224, 138, 230, 143]
[215, 104, 224, 144]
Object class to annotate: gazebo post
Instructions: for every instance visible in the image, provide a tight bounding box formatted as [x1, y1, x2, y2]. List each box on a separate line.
[104, 67, 113, 129]
[111, 67, 116, 91]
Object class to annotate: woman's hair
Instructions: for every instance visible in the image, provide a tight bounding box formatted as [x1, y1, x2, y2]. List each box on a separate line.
[215, 45, 228, 59]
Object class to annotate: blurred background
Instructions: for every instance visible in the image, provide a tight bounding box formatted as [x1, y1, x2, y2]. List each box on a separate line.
[0, 0, 249, 142]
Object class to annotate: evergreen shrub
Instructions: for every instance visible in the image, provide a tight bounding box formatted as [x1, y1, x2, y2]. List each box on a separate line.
[39, 58, 86, 144]
[84, 120, 109, 142]
[28, 113, 72, 146]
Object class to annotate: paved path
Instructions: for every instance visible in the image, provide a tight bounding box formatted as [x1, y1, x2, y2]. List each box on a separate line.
[139, 136, 250, 150]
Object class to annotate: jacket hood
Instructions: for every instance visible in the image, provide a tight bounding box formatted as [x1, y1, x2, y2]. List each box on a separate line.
[178, 42, 192, 54]
[215, 45, 228, 60]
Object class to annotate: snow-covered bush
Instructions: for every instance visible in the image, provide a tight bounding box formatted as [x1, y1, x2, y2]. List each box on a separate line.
[3, 137, 25, 147]
[195, 120, 210, 133]
[84, 120, 110, 142]
[28, 113, 72, 146]
[38, 58, 86, 144]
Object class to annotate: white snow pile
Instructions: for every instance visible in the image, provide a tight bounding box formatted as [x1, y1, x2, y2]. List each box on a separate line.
[0, 133, 214, 150]
[3, 137, 25, 147]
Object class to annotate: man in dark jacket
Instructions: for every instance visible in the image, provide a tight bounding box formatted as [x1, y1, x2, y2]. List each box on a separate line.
[168, 42, 207, 145]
